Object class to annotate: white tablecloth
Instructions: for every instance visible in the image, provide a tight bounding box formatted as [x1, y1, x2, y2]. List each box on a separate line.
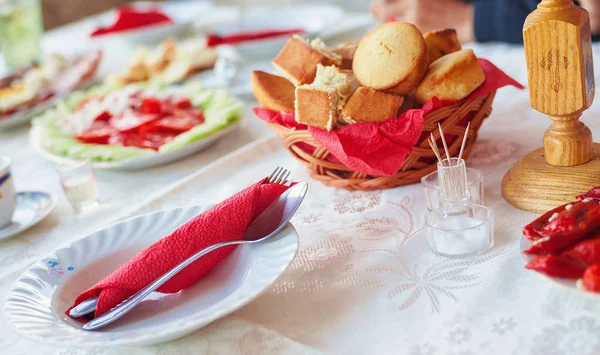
[3, 3, 600, 354]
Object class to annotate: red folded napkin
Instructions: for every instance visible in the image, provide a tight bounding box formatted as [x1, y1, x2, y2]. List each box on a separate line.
[91, 6, 173, 37]
[207, 28, 305, 47]
[255, 59, 524, 176]
[67, 177, 289, 320]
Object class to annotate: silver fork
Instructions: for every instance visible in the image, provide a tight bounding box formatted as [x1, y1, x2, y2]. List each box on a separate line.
[71, 167, 297, 330]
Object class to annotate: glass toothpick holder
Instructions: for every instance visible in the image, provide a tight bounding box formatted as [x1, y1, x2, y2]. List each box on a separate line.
[424, 158, 494, 257]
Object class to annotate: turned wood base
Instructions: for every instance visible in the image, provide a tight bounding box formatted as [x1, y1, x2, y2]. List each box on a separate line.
[501, 143, 600, 213]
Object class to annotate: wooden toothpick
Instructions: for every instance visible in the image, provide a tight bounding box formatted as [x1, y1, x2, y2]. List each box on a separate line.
[438, 123, 451, 166]
[457, 122, 471, 164]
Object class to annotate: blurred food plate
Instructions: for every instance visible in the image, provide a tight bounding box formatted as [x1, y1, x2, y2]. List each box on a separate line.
[30, 83, 242, 170]
[90, 1, 214, 45]
[210, 4, 345, 58]
[0, 50, 102, 130]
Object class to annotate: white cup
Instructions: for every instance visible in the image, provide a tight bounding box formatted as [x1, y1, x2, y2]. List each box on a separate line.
[0, 157, 16, 228]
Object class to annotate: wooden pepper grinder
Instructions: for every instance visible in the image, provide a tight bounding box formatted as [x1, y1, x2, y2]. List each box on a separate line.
[502, 0, 600, 213]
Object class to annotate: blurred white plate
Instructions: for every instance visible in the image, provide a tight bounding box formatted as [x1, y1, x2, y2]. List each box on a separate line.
[4, 204, 299, 346]
[0, 191, 57, 241]
[90, 1, 213, 45]
[29, 120, 241, 170]
[211, 4, 345, 58]
[520, 236, 600, 298]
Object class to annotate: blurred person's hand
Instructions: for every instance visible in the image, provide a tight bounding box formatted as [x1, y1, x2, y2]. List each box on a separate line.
[580, 0, 600, 33]
[370, 0, 475, 43]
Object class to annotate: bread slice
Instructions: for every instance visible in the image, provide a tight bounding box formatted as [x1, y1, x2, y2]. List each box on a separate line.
[295, 65, 356, 131]
[251, 70, 295, 112]
[341, 87, 404, 124]
[352, 22, 428, 95]
[332, 40, 359, 70]
[424, 29, 462, 65]
[272, 35, 342, 86]
[414, 49, 485, 104]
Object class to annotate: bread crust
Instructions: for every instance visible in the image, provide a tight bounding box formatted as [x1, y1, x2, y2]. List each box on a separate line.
[414, 49, 485, 104]
[352, 22, 428, 95]
[272, 37, 340, 86]
[251, 70, 295, 112]
[342, 87, 404, 123]
[295, 87, 335, 130]
[424, 29, 462, 65]
[332, 40, 359, 70]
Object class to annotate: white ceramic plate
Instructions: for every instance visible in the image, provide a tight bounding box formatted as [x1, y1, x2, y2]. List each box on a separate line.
[211, 4, 345, 58]
[0, 191, 57, 241]
[3, 204, 299, 346]
[29, 121, 240, 170]
[520, 236, 600, 298]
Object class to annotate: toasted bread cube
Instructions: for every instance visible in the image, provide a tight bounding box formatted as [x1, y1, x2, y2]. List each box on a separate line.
[295, 64, 356, 131]
[342, 87, 404, 124]
[272, 35, 342, 86]
[251, 70, 295, 112]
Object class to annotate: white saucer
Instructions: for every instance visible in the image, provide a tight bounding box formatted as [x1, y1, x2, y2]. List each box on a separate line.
[0, 191, 57, 241]
[4, 204, 299, 346]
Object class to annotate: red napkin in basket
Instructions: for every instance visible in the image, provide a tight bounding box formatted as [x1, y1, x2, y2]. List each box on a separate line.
[207, 29, 305, 47]
[91, 6, 173, 37]
[255, 59, 524, 176]
[67, 177, 289, 320]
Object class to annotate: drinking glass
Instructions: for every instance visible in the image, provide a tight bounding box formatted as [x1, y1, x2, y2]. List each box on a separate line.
[56, 160, 99, 214]
[0, 0, 43, 70]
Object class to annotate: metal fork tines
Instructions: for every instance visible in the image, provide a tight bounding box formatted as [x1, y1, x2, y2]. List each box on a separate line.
[268, 166, 291, 185]
[69, 166, 293, 321]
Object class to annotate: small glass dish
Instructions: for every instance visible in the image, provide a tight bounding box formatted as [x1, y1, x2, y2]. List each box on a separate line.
[421, 168, 484, 211]
[56, 160, 99, 214]
[425, 202, 494, 257]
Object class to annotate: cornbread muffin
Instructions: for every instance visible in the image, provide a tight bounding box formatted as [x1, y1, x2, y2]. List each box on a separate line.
[251, 70, 296, 112]
[414, 49, 485, 104]
[332, 40, 359, 70]
[352, 22, 428, 95]
[295, 65, 357, 131]
[272, 35, 342, 86]
[342, 87, 404, 124]
[424, 29, 462, 65]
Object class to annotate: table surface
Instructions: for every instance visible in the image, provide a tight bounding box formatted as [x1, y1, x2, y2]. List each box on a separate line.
[2, 2, 600, 355]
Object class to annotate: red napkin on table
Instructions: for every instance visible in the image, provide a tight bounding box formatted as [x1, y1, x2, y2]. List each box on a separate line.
[254, 59, 524, 176]
[91, 6, 173, 37]
[207, 28, 305, 47]
[67, 177, 289, 320]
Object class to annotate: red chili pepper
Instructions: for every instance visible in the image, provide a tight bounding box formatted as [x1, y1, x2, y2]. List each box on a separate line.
[564, 234, 600, 265]
[525, 254, 588, 279]
[524, 199, 600, 254]
[577, 187, 600, 200]
[582, 264, 600, 292]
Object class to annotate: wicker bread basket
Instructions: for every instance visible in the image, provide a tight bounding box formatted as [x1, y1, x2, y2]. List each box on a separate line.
[268, 92, 496, 190]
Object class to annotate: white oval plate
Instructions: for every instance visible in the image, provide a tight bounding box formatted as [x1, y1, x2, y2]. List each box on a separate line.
[3, 204, 299, 346]
[29, 121, 240, 170]
[520, 236, 600, 298]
